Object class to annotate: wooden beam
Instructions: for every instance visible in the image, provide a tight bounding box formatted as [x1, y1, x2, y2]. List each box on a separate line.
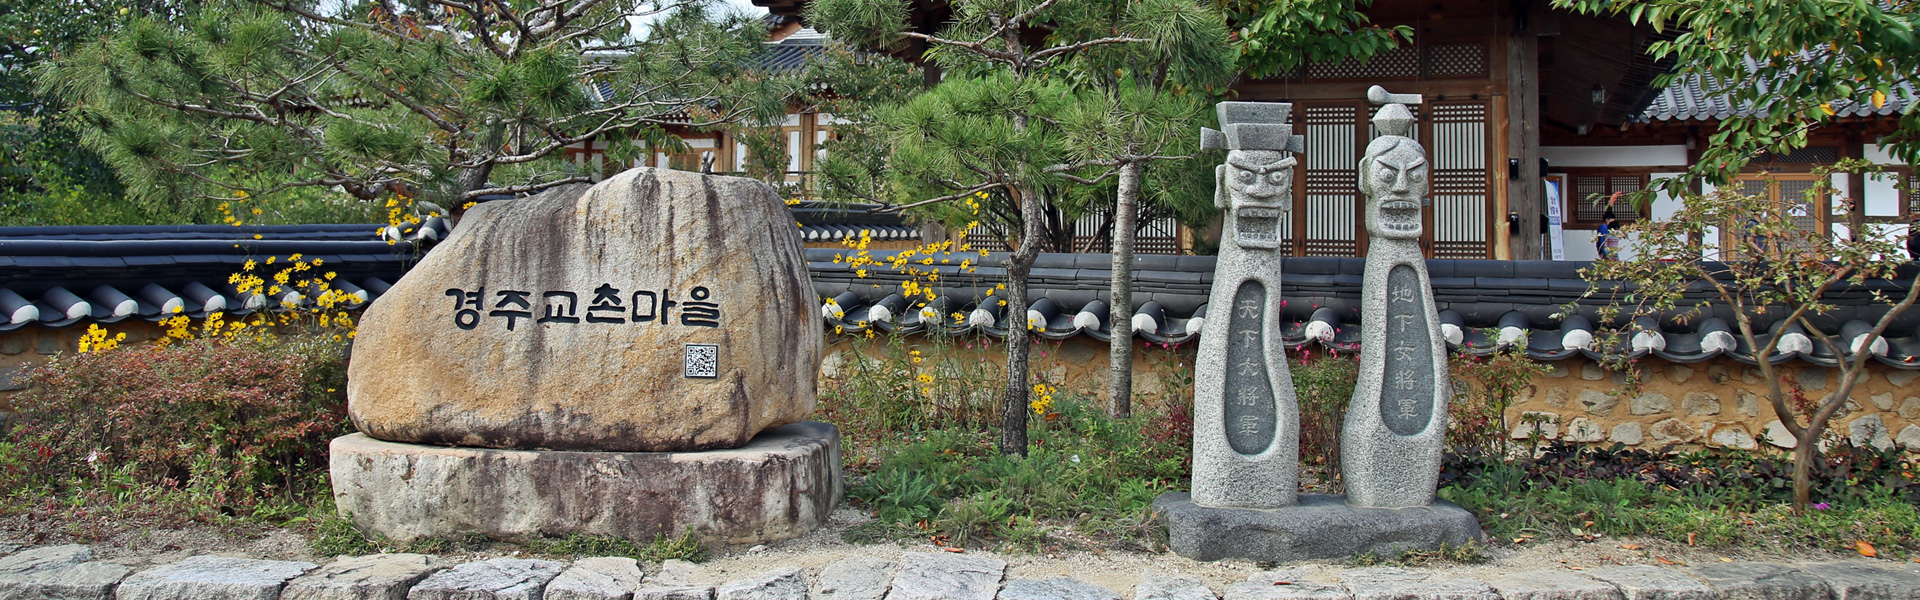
[1506, 3, 1544, 260]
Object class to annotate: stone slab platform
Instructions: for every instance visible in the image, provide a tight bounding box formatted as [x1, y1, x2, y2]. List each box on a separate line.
[1154, 492, 1483, 562]
[330, 421, 842, 547]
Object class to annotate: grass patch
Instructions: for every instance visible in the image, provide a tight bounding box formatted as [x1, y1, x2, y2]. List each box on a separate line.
[1442, 442, 1920, 559]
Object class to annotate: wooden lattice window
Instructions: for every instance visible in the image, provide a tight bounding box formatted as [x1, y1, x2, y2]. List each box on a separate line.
[1565, 173, 1647, 225]
[1423, 43, 1488, 77]
[1720, 173, 1829, 258]
[1905, 170, 1920, 217]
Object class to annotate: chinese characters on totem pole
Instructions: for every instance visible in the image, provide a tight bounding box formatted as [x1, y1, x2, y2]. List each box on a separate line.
[1342, 86, 1451, 508]
[1190, 102, 1306, 509]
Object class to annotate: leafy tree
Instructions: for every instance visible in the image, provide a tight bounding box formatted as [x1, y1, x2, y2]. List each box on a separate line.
[1551, 0, 1918, 188]
[1220, 0, 1411, 79]
[1052, 0, 1235, 418]
[809, 0, 1238, 454]
[1575, 162, 1917, 513]
[41, 0, 799, 215]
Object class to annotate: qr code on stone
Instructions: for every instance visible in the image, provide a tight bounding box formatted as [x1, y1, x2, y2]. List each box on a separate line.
[684, 344, 719, 379]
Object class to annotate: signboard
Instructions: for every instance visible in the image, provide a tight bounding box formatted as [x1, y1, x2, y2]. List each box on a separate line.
[1544, 175, 1567, 260]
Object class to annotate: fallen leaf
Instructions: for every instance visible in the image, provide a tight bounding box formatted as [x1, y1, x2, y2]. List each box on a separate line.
[1567, 566, 1585, 571]
[1656, 557, 1676, 565]
[944, 547, 964, 554]
[1272, 582, 1293, 586]
[1687, 532, 1697, 547]
[1513, 538, 1527, 544]
[1857, 541, 1878, 557]
[1720, 558, 1733, 563]
[1620, 544, 1642, 551]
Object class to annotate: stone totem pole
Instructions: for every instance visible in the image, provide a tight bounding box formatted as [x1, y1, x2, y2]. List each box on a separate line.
[1156, 91, 1481, 563]
[1343, 86, 1451, 508]
[1188, 101, 1305, 509]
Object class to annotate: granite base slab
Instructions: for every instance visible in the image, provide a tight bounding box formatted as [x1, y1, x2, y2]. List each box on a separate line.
[331, 422, 842, 547]
[1154, 492, 1483, 562]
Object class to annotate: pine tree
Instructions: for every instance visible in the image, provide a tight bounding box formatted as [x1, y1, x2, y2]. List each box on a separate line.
[41, 0, 799, 212]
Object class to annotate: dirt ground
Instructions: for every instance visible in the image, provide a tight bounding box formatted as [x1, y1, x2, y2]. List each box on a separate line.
[6, 507, 1915, 597]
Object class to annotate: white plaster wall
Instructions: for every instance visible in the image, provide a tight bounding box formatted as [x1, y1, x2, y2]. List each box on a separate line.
[1541, 145, 1689, 168]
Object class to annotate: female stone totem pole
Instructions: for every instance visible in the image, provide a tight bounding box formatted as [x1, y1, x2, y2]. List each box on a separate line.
[1342, 86, 1452, 508]
[1190, 102, 1305, 509]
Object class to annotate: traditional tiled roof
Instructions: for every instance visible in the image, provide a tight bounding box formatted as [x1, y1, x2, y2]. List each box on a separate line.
[793, 202, 921, 243]
[1639, 59, 1916, 122]
[7, 225, 1919, 370]
[0, 225, 421, 331]
[810, 249, 1920, 370]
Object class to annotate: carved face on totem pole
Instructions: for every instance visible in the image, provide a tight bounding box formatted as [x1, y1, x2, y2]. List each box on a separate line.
[1360, 99, 1429, 241]
[1202, 102, 1303, 250]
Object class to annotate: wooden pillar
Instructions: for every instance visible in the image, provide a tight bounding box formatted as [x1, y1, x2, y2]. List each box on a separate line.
[1847, 132, 1867, 241]
[1505, 2, 1543, 260]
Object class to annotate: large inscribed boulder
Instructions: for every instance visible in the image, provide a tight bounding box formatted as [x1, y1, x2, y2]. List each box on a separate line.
[347, 168, 820, 452]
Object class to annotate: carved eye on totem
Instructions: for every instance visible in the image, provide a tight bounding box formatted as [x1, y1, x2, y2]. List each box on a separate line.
[1236, 169, 1256, 184]
[1266, 170, 1286, 185]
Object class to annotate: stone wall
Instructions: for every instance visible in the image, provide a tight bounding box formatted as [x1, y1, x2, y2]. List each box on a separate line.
[820, 336, 1920, 454]
[1510, 356, 1920, 453]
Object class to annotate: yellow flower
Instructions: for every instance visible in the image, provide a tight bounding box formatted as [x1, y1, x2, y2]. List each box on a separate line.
[252, 234, 263, 240]
[910, 350, 923, 363]
[916, 373, 934, 385]
[251, 208, 262, 215]
[266, 256, 277, 264]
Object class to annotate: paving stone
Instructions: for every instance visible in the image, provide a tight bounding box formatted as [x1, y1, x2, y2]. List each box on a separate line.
[716, 568, 805, 600]
[406, 559, 565, 600]
[0, 546, 89, 574]
[633, 588, 712, 600]
[1225, 572, 1343, 600]
[1132, 573, 1214, 600]
[1482, 571, 1621, 600]
[1583, 566, 1713, 600]
[1800, 562, 1920, 600]
[546, 559, 643, 600]
[1691, 562, 1831, 600]
[1338, 568, 1496, 600]
[1900, 397, 1920, 421]
[1797, 561, 1920, 600]
[0, 545, 133, 600]
[284, 554, 443, 600]
[999, 578, 1118, 600]
[1869, 393, 1894, 411]
[651, 562, 704, 587]
[815, 559, 894, 600]
[884, 553, 1006, 600]
[118, 556, 317, 600]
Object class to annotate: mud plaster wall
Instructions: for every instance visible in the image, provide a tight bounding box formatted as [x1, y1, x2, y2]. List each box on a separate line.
[821, 336, 1920, 454]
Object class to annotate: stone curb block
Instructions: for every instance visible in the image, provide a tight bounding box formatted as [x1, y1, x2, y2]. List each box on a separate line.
[117, 556, 318, 600]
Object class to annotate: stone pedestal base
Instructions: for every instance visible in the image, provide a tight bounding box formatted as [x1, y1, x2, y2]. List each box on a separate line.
[330, 421, 842, 546]
[1153, 492, 1482, 562]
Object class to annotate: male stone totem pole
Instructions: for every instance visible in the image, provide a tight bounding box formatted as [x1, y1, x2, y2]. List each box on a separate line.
[1189, 101, 1305, 509]
[1343, 85, 1451, 508]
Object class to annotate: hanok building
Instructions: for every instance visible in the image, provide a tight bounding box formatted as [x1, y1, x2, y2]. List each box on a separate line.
[752, 0, 1915, 261]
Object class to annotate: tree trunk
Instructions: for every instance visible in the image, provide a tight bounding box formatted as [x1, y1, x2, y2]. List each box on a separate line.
[1107, 162, 1141, 418]
[1000, 187, 1045, 456]
[1791, 433, 1816, 510]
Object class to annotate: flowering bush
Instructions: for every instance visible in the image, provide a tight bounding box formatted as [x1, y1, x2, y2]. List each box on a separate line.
[4, 333, 350, 510]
